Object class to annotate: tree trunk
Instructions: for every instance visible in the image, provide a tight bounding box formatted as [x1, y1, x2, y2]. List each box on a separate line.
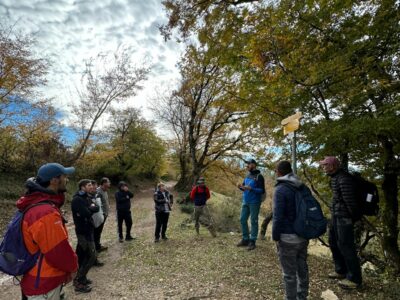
[381, 138, 400, 273]
[175, 151, 191, 191]
[340, 152, 349, 172]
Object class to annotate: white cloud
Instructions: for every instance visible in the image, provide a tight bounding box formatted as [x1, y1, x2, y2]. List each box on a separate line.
[2, 0, 183, 122]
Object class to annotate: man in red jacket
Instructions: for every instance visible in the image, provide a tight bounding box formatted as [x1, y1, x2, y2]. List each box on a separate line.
[18, 163, 78, 299]
[190, 177, 216, 237]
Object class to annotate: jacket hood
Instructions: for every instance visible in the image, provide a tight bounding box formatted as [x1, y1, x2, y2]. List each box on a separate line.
[276, 173, 303, 188]
[16, 178, 65, 211]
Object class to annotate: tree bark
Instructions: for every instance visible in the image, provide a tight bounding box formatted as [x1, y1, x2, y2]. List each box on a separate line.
[381, 138, 400, 273]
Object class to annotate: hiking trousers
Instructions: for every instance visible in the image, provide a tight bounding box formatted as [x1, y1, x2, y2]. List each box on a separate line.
[76, 234, 96, 283]
[277, 240, 309, 300]
[240, 202, 261, 241]
[117, 210, 133, 239]
[94, 215, 107, 250]
[194, 205, 216, 236]
[26, 285, 63, 300]
[155, 211, 170, 239]
[328, 217, 362, 285]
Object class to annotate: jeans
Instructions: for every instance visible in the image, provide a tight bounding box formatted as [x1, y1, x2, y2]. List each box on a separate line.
[155, 212, 170, 239]
[328, 217, 362, 284]
[117, 210, 133, 239]
[76, 234, 96, 283]
[277, 240, 309, 300]
[94, 215, 107, 250]
[240, 202, 261, 241]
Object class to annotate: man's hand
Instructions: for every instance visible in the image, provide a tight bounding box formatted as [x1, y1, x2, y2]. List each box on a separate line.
[237, 183, 243, 189]
[242, 185, 252, 191]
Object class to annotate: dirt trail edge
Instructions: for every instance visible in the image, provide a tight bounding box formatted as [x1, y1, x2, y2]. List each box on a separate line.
[1, 182, 398, 299]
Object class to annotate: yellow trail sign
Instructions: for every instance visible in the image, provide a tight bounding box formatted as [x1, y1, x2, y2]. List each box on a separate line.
[281, 112, 302, 126]
[283, 119, 300, 135]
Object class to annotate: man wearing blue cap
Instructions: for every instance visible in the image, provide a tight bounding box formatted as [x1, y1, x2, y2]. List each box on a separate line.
[17, 163, 78, 299]
[237, 159, 266, 250]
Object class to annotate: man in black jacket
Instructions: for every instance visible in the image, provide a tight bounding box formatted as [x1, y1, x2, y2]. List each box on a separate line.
[71, 179, 100, 293]
[320, 156, 362, 289]
[115, 181, 134, 242]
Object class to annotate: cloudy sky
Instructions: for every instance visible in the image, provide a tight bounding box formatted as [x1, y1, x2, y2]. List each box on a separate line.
[0, 0, 182, 122]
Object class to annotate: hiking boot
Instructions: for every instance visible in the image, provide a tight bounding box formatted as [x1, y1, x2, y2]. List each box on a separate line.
[328, 272, 346, 279]
[338, 279, 361, 290]
[82, 277, 92, 285]
[237, 239, 249, 247]
[74, 281, 92, 293]
[126, 236, 135, 241]
[247, 240, 256, 251]
[93, 260, 104, 267]
[97, 245, 108, 252]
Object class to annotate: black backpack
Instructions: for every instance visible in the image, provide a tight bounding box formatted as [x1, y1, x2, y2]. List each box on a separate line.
[352, 174, 379, 216]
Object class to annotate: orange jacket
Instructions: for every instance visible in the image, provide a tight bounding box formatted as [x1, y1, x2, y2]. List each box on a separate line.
[16, 180, 78, 296]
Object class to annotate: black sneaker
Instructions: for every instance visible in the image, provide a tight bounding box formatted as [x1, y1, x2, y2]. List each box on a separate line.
[126, 236, 135, 241]
[97, 245, 108, 252]
[247, 240, 256, 251]
[162, 236, 168, 240]
[237, 239, 249, 247]
[74, 281, 92, 293]
[82, 277, 93, 285]
[154, 238, 160, 243]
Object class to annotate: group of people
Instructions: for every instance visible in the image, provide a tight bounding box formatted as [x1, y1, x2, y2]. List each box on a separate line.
[13, 154, 363, 299]
[234, 157, 362, 300]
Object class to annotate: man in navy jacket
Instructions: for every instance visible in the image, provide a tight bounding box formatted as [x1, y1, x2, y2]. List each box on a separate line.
[237, 159, 265, 250]
[272, 161, 309, 300]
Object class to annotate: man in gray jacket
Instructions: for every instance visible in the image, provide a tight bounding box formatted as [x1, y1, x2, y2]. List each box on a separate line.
[320, 156, 362, 290]
[94, 177, 110, 253]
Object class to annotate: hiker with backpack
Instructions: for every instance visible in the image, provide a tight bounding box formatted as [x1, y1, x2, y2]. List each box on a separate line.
[154, 182, 173, 242]
[1, 163, 78, 300]
[115, 181, 135, 243]
[320, 156, 362, 290]
[237, 159, 266, 250]
[71, 179, 100, 293]
[272, 160, 325, 300]
[190, 177, 217, 237]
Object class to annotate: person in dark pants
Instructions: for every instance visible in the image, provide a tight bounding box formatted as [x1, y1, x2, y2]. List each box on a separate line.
[94, 177, 111, 253]
[154, 183, 173, 243]
[259, 212, 273, 240]
[115, 181, 134, 242]
[320, 156, 362, 290]
[273, 161, 309, 300]
[71, 179, 100, 293]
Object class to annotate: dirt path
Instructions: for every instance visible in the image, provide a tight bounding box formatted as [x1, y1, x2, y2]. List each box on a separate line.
[1, 183, 399, 299]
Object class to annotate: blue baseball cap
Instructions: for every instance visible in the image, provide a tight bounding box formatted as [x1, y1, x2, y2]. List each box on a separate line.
[37, 163, 75, 182]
